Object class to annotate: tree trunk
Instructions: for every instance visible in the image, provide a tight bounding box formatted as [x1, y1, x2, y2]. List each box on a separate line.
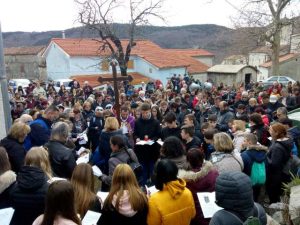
[120, 64, 128, 76]
[271, 28, 281, 76]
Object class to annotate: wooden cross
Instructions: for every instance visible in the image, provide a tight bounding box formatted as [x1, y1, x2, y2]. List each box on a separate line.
[97, 62, 133, 122]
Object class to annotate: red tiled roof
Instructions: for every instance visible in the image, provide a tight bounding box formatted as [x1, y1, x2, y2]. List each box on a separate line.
[260, 53, 300, 68]
[70, 72, 151, 88]
[50, 38, 211, 73]
[4, 46, 46, 55]
[167, 49, 214, 56]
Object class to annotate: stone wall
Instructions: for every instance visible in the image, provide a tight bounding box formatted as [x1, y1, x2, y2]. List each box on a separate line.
[5, 55, 47, 81]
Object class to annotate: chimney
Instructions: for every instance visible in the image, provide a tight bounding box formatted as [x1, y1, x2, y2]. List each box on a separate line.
[62, 30, 65, 39]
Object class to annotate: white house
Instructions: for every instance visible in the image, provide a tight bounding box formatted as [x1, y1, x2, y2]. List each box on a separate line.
[42, 38, 214, 87]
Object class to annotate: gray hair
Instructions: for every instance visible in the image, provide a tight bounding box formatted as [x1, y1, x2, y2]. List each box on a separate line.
[277, 107, 288, 116]
[51, 121, 69, 141]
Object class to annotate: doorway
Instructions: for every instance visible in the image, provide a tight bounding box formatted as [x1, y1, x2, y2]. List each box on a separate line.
[245, 73, 251, 85]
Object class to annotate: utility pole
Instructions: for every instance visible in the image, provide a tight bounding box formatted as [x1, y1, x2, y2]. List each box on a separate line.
[0, 23, 12, 139]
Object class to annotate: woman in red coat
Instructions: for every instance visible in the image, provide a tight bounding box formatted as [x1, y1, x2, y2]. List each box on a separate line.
[178, 148, 219, 225]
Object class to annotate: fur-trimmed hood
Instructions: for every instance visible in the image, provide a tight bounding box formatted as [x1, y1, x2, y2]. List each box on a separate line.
[246, 144, 268, 152]
[178, 161, 215, 181]
[0, 170, 16, 194]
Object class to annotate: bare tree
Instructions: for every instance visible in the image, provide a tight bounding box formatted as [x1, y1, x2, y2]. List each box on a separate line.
[229, 0, 299, 76]
[75, 0, 165, 76]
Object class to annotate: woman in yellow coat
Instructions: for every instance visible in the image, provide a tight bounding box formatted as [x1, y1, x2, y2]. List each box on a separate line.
[147, 159, 196, 225]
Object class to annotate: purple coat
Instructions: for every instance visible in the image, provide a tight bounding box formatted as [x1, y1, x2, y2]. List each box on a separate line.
[178, 161, 219, 225]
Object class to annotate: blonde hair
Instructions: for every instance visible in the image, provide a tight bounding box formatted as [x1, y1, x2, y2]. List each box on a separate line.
[71, 163, 96, 218]
[233, 120, 246, 132]
[8, 122, 31, 143]
[104, 117, 119, 131]
[25, 147, 52, 179]
[104, 164, 147, 211]
[213, 132, 234, 153]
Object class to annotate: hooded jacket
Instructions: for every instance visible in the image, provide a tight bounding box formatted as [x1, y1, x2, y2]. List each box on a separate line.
[101, 148, 138, 186]
[241, 144, 268, 176]
[178, 162, 219, 225]
[210, 152, 244, 174]
[0, 170, 16, 209]
[147, 179, 196, 225]
[9, 166, 49, 225]
[209, 171, 267, 225]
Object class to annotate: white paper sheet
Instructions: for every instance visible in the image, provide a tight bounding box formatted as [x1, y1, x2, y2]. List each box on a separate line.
[97, 192, 109, 203]
[197, 192, 223, 218]
[92, 165, 102, 177]
[136, 140, 154, 145]
[76, 153, 89, 164]
[82, 210, 101, 225]
[146, 185, 159, 195]
[0, 207, 15, 225]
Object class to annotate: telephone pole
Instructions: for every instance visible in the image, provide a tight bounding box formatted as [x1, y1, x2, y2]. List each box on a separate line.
[0, 22, 12, 138]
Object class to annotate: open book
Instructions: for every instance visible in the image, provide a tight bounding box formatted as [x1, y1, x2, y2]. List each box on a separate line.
[197, 192, 223, 218]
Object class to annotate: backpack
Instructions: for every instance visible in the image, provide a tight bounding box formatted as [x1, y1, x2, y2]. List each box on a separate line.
[225, 203, 262, 225]
[120, 148, 144, 186]
[250, 161, 266, 186]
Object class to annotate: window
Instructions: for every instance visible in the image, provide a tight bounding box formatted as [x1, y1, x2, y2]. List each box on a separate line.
[101, 60, 109, 71]
[268, 77, 278, 82]
[279, 77, 288, 82]
[149, 68, 152, 73]
[127, 60, 134, 69]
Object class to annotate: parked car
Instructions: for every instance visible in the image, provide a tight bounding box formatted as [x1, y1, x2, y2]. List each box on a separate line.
[261, 76, 295, 88]
[53, 79, 72, 92]
[8, 79, 31, 93]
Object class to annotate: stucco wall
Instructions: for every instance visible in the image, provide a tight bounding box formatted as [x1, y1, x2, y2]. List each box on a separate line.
[193, 56, 214, 67]
[191, 73, 207, 83]
[46, 44, 70, 80]
[249, 52, 269, 67]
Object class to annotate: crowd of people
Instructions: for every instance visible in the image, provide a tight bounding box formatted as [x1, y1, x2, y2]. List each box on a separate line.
[1, 74, 300, 225]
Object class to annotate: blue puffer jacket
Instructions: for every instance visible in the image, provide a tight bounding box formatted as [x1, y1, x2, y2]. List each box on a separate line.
[241, 145, 268, 176]
[209, 171, 267, 225]
[92, 129, 128, 174]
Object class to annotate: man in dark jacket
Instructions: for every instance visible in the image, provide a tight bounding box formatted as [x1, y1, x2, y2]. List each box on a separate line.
[134, 103, 161, 185]
[24, 105, 59, 151]
[44, 122, 76, 179]
[209, 171, 267, 225]
[216, 101, 234, 132]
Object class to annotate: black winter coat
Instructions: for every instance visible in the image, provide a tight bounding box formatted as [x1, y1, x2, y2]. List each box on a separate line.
[9, 166, 49, 225]
[44, 140, 77, 179]
[98, 204, 148, 225]
[134, 117, 161, 162]
[0, 136, 26, 173]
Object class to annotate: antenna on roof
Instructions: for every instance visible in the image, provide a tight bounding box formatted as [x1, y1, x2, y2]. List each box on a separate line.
[62, 30, 65, 39]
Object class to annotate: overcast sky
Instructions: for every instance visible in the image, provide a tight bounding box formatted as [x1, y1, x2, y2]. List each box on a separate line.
[0, 0, 239, 32]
